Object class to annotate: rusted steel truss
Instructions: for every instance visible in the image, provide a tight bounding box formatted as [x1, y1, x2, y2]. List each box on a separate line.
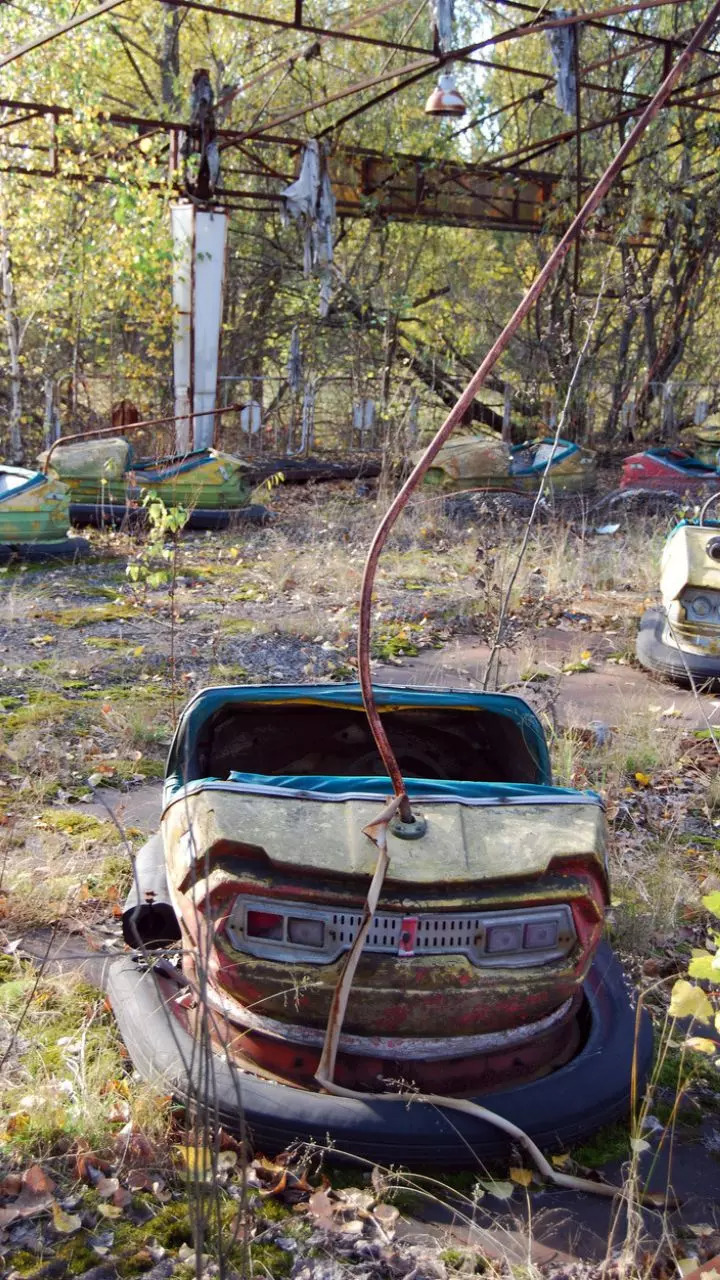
[3, 0, 720, 179]
[0, 93, 674, 242]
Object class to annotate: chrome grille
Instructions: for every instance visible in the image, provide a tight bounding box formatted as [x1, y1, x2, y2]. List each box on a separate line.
[325, 911, 482, 952]
[225, 897, 576, 969]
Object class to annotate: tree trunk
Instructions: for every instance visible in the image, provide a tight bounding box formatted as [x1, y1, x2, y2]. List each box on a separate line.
[0, 218, 23, 463]
[161, 5, 181, 111]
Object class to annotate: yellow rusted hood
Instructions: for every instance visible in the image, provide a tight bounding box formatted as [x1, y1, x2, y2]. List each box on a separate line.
[163, 782, 607, 889]
[420, 433, 511, 486]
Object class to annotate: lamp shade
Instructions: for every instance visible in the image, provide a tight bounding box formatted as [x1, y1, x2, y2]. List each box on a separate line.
[425, 72, 467, 117]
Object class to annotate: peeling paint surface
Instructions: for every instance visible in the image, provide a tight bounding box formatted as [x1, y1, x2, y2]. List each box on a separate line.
[163, 787, 607, 884]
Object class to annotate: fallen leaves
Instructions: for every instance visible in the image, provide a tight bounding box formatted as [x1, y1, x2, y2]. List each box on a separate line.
[630, 1137, 652, 1154]
[97, 1202, 123, 1219]
[253, 1154, 314, 1203]
[476, 1178, 514, 1200]
[304, 1180, 399, 1239]
[684, 1036, 718, 1056]
[50, 1201, 82, 1234]
[73, 1138, 113, 1184]
[176, 1142, 239, 1185]
[0, 1165, 58, 1228]
[23, 1165, 56, 1195]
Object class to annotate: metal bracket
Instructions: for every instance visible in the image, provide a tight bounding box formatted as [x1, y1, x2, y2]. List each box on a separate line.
[389, 813, 428, 840]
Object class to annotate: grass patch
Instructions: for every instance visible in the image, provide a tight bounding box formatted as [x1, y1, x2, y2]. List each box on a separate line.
[371, 619, 444, 660]
[3, 692, 78, 735]
[0, 962, 172, 1160]
[0, 969, 127, 1152]
[208, 662, 249, 683]
[94, 854, 134, 898]
[219, 617, 260, 636]
[250, 1243, 294, 1277]
[83, 636, 140, 652]
[114, 756, 165, 782]
[228, 584, 265, 602]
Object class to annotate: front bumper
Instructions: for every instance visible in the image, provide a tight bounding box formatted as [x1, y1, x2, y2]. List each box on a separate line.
[636, 607, 720, 689]
[107, 941, 651, 1167]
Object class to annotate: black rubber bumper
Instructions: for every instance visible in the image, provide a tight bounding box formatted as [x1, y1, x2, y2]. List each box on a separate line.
[107, 942, 652, 1166]
[69, 503, 271, 531]
[636, 607, 720, 690]
[121, 834, 182, 949]
[0, 536, 90, 564]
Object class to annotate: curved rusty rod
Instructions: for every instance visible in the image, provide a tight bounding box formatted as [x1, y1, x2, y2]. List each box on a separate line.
[42, 401, 246, 474]
[357, 0, 720, 825]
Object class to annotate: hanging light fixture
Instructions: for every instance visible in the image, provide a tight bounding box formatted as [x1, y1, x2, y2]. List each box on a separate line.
[424, 72, 466, 117]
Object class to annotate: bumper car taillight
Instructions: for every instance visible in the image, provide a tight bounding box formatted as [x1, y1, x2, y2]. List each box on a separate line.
[224, 896, 576, 967]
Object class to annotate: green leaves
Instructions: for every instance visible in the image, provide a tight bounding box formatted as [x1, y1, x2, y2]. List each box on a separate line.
[126, 493, 189, 593]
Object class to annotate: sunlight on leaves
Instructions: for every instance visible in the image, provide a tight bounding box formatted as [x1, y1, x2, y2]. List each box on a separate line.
[669, 979, 713, 1023]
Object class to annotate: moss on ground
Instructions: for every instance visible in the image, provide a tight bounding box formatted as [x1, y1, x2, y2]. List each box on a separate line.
[208, 663, 249, 683]
[571, 1121, 630, 1168]
[3, 693, 79, 734]
[371, 623, 422, 659]
[249, 1243, 294, 1276]
[32, 603, 139, 628]
[218, 616, 260, 635]
[50, 1240, 100, 1277]
[108, 757, 165, 783]
[80, 851, 134, 899]
[37, 810, 121, 840]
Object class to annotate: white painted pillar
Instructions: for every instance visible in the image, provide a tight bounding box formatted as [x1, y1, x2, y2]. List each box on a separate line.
[171, 201, 229, 453]
[171, 203, 193, 453]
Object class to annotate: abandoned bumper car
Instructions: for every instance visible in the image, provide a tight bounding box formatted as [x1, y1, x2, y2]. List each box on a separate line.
[621, 446, 720, 496]
[420, 431, 597, 495]
[637, 494, 720, 688]
[111, 683, 651, 1165]
[38, 435, 264, 530]
[0, 465, 89, 563]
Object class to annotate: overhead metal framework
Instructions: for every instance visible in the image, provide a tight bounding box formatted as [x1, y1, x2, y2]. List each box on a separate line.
[1, 0, 719, 238]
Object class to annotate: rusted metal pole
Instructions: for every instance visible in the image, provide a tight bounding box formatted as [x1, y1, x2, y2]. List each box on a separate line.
[159, 0, 430, 55]
[569, 19, 583, 356]
[357, 0, 720, 823]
